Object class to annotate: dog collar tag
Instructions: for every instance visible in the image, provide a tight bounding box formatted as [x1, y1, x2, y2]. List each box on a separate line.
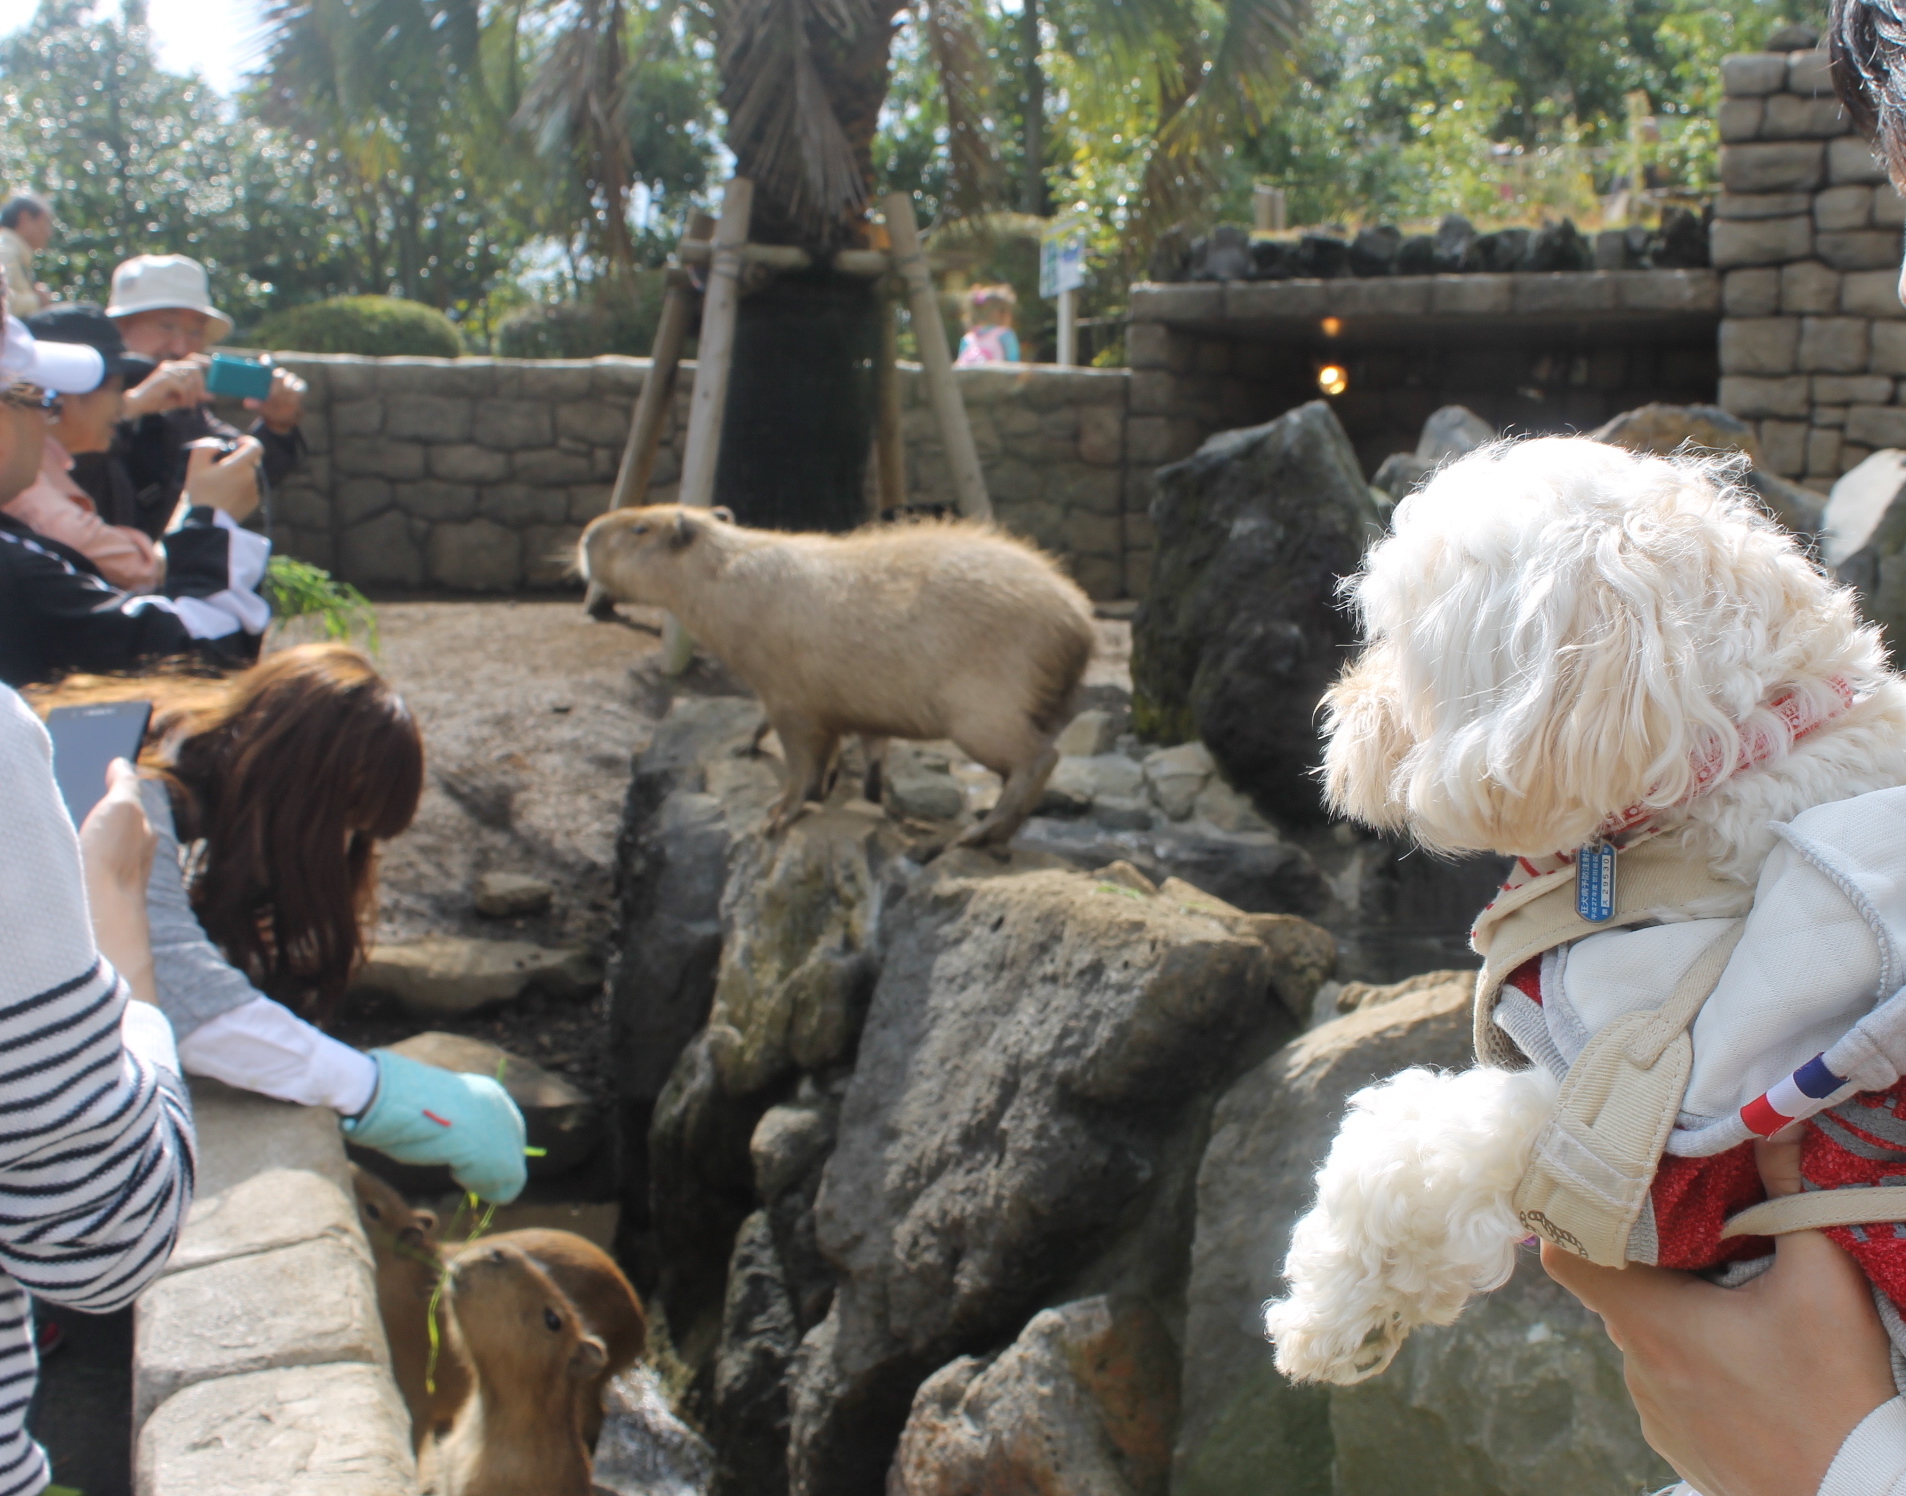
[1577, 842, 1616, 923]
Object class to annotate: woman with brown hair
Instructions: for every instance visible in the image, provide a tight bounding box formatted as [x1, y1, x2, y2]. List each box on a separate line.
[33, 641, 527, 1202]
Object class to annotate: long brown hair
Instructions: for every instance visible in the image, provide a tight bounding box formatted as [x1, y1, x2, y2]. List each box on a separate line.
[33, 644, 424, 1020]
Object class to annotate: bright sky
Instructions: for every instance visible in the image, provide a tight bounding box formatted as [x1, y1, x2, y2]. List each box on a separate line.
[0, 0, 268, 95]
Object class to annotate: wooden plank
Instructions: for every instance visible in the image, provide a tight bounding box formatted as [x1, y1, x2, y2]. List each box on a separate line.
[874, 283, 906, 515]
[609, 210, 714, 513]
[883, 192, 992, 521]
[663, 179, 753, 673]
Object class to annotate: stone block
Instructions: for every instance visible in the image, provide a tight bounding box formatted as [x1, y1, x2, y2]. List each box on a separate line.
[1079, 405, 1124, 466]
[1720, 317, 1800, 374]
[518, 362, 598, 401]
[472, 398, 553, 451]
[1800, 316, 1871, 371]
[1782, 259, 1843, 312]
[1818, 231, 1903, 270]
[1194, 341, 1231, 376]
[1429, 274, 1513, 314]
[1847, 404, 1906, 447]
[427, 518, 524, 591]
[274, 487, 332, 532]
[1126, 415, 1194, 465]
[556, 400, 632, 446]
[1845, 442, 1877, 471]
[1725, 268, 1780, 315]
[1819, 185, 1877, 231]
[1809, 425, 1844, 476]
[1129, 369, 1179, 417]
[1067, 510, 1123, 556]
[1720, 141, 1826, 193]
[1832, 135, 1892, 184]
[1789, 48, 1838, 96]
[1719, 97, 1764, 142]
[321, 359, 376, 399]
[1071, 553, 1122, 601]
[568, 484, 614, 523]
[376, 358, 492, 398]
[1329, 278, 1431, 316]
[1712, 215, 1813, 267]
[1513, 273, 1619, 314]
[1127, 284, 1224, 323]
[476, 483, 566, 525]
[383, 394, 471, 443]
[295, 411, 330, 453]
[399, 480, 477, 522]
[1719, 374, 1812, 417]
[1615, 269, 1720, 312]
[428, 443, 512, 483]
[1764, 93, 1850, 138]
[523, 524, 585, 588]
[136, 1363, 418, 1496]
[1878, 183, 1906, 226]
[1815, 374, 1895, 404]
[1054, 466, 1125, 516]
[332, 436, 426, 480]
[134, 1234, 383, 1426]
[1223, 281, 1325, 320]
[967, 410, 1004, 460]
[1760, 418, 1809, 475]
[1125, 322, 1181, 371]
[336, 478, 393, 526]
[1845, 271, 1906, 317]
[1716, 191, 1813, 218]
[1875, 322, 1906, 373]
[591, 357, 649, 397]
[332, 398, 382, 437]
[1722, 52, 1787, 95]
[339, 510, 423, 587]
[512, 447, 595, 484]
[1816, 404, 1850, 426]
[986, 457, 1041, 505]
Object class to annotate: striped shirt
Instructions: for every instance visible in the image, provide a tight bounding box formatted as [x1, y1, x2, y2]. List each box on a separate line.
[0, 686, 194, 1496]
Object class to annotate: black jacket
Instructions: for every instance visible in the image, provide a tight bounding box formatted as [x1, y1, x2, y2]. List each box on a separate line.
[85, 405, 304, 540]
[0, 510, 266, 687]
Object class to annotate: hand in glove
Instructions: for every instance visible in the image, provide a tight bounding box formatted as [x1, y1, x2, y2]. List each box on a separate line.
[342, 1049, 528, 1203]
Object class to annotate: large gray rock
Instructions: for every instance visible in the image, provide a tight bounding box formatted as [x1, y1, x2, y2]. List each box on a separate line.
[1828, 449, 1906, 645]
[1131, 401, 1385, 826]
[888, 1295, 1179, 1496]
[1590, 401, 1825, 538]
[1414, 405, 1493, 465]
[353, 934, 598, 1017]
[593, 1365, 715, 1496]
[384, 1031, 602, 1175]
[1173, 978, 1670, 1496]
[786, 863, 1313, 1494]
[710, 1211, 800, 1496]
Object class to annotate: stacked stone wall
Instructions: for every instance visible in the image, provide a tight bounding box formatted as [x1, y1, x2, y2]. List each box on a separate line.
[253, 355, 1144, 601]
[1716, 46, 1906, 485]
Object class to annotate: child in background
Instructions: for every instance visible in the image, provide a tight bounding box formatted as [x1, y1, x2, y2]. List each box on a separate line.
[955, 285, 1021, 366]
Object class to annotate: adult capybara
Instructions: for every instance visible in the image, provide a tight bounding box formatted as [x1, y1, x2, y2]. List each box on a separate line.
[436, 1241, 605, 1496]
[351, 1165, 471, 1449]
[481, 1228, 644, 1447]
[579, 506, 1095, 845]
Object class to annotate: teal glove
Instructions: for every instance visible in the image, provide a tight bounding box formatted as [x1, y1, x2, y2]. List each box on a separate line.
[342, 1050, 528, 1204]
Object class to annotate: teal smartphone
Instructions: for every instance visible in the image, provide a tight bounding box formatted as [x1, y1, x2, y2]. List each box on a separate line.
[205, 353, 274, 400]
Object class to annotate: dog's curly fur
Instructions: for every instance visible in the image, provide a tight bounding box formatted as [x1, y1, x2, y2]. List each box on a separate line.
[1264, 436, 1906, 1385]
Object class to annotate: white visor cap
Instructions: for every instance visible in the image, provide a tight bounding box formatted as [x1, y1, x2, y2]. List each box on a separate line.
[0, 316, 106, 394]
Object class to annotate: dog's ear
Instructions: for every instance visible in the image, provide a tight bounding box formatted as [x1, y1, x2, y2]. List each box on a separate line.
[670, 510, 698, 549]
[1320, 643, 1414, 833]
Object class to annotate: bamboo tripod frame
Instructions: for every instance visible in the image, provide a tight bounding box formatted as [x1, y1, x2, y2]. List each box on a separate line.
[599, 178, 994, 673]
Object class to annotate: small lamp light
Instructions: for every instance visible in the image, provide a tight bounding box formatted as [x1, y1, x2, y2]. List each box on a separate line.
[1320, 316, 1342, 337]
[1317, 364, 1349, 396]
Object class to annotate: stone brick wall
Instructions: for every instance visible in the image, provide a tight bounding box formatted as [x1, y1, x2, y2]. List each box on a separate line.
[1715, 46, 1906, 485]
[257, 355, 1145, 601]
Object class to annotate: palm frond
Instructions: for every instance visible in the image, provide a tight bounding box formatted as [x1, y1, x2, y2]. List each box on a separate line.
[914, 0, 1003, 217]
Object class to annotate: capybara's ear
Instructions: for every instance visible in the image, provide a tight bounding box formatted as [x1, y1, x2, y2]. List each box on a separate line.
[569, 1333, 608, 1379]
[711, 505, 734, 524]
[670, 511, 697, 548]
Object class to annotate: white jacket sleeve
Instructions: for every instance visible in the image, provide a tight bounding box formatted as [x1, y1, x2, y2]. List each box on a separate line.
[1820, 1398, 1906, 1496]
[177, 995, 377, 1115]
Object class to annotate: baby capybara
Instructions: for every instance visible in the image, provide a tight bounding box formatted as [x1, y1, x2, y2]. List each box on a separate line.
[436, 1241, 604, 1496]
[580, 506, 1095, 845]
[351, 1165, 470, 1449]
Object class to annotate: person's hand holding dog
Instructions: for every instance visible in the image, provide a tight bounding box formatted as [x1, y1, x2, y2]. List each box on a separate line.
[1543, 1134, 1896, 1496]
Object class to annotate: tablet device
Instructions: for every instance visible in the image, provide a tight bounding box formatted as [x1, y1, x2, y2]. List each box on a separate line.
[46, 701, 153, 828]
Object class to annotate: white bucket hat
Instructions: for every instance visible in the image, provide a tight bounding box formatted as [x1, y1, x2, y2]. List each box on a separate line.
[105, 254, 234, 343]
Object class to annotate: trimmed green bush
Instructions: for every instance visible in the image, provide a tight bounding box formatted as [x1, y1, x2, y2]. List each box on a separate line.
[495, 274, 667, 360]
[253, 296, 463, 358]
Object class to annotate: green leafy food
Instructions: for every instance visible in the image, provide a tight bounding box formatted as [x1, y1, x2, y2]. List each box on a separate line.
[263, 558, 381, 653]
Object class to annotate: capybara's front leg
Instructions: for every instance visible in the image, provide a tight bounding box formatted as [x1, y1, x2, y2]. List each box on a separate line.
[765, 711, 835, 835]
[956, 741, 1060, 848]
[860, 736, 890, 805]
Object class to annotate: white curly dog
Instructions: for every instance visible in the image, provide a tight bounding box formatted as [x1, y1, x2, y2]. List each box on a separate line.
[1263, 434, 1906, 1386]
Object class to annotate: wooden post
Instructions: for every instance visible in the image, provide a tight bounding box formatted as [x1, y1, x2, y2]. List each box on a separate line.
[883, 191, 992, 522]
[662, 178, 752, 674]
[1056, 286, 1078, 367]
[610, 209, 714, 513]
[873, 282, 906, 516]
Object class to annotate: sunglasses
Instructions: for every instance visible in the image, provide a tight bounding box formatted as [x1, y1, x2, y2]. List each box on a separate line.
[0, 383, 60, 415]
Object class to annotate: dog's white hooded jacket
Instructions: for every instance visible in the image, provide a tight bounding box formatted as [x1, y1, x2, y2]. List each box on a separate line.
[1495, 783, 1906, 1171]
